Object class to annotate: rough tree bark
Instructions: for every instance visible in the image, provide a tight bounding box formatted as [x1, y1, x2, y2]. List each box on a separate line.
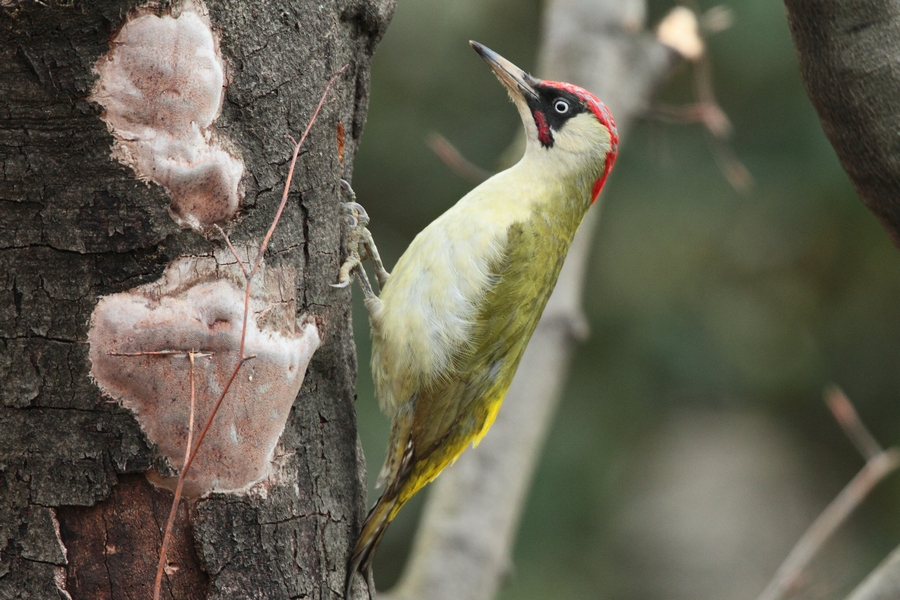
[785, 0, 900, 247]
[783, 1, 900, 598]
[0, 1, 391, 598]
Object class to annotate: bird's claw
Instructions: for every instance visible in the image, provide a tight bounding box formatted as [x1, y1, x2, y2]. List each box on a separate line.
[340, 178, 355, 199]
[334, 180, 390, 294]
[341, 201, 370, 227]
[341, 212, 359, 229]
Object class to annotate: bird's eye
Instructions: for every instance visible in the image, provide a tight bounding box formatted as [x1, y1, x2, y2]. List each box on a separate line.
[553, 99, 570, 114]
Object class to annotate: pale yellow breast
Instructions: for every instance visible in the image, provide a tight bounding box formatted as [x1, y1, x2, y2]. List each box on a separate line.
[371, 163, 543, 414]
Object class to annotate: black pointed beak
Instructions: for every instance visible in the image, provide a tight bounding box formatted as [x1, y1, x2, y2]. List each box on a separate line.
[470, 41, 540, 102]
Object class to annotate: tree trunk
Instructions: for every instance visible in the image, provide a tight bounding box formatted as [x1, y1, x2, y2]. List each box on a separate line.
[785, 0, 900, 246]
[0, 1, 391, 598]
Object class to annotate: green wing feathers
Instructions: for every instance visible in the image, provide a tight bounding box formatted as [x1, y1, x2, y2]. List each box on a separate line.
[410, 219, 571, 464]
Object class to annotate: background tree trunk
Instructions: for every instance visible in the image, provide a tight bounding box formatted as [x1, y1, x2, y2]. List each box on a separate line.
[0, 0, 391, 598]
[785, 0, 900, 247]
[785, 1, 900, 598]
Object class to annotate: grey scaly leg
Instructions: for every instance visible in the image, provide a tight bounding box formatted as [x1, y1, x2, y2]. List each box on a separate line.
[333, 180, 390, 304]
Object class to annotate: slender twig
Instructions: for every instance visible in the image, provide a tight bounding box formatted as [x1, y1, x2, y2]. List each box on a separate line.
[755, 389, 900, 600]
[189, 61, 348, 483]
[756, 448, 900, 600]
[650, 102, 731, 137]
[251, 63, 349, 277]
[151, 64, 348, 600]
[153, 351, 198, 600]
[426, 131, 493, 184]
[692, 50, 755, 191]
[826, 386, 882, 460]
[648, 12, 754, 193]
[186, 352, 197, 478]
[215, 224, 250, 278]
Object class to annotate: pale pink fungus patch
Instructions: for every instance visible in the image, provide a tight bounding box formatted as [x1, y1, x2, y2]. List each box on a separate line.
[91, 7, 244, 230]
[88, 250, 321, 498]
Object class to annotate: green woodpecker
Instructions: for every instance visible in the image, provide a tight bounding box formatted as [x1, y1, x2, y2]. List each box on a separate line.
[341, 41, 618, 589]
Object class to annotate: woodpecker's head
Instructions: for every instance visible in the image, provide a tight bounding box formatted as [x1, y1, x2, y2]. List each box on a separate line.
[471, 41, 618, 202]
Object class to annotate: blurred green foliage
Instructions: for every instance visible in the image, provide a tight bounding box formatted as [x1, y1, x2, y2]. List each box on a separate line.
[350, 0, 900, 596]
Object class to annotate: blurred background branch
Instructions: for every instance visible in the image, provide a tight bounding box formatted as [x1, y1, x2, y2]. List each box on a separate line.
[379, 0, 688, 598]
[848, 546, 900, 600]
[757, 389, 900, 600]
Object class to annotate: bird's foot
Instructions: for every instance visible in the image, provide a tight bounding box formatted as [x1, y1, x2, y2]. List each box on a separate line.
[334, 180, 390, 296]
[332, 201, 364, 289]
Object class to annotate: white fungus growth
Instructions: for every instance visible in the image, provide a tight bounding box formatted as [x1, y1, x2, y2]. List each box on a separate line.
[91, 8, 244, 229]
[88, 250, 321, 498]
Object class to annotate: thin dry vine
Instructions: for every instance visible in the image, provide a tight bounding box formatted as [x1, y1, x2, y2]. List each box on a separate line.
[129, 64, 351, 600]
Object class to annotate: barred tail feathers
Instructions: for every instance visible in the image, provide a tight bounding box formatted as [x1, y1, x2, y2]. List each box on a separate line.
[346, 427, 416, 595]
[346, 490, 399, 594]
